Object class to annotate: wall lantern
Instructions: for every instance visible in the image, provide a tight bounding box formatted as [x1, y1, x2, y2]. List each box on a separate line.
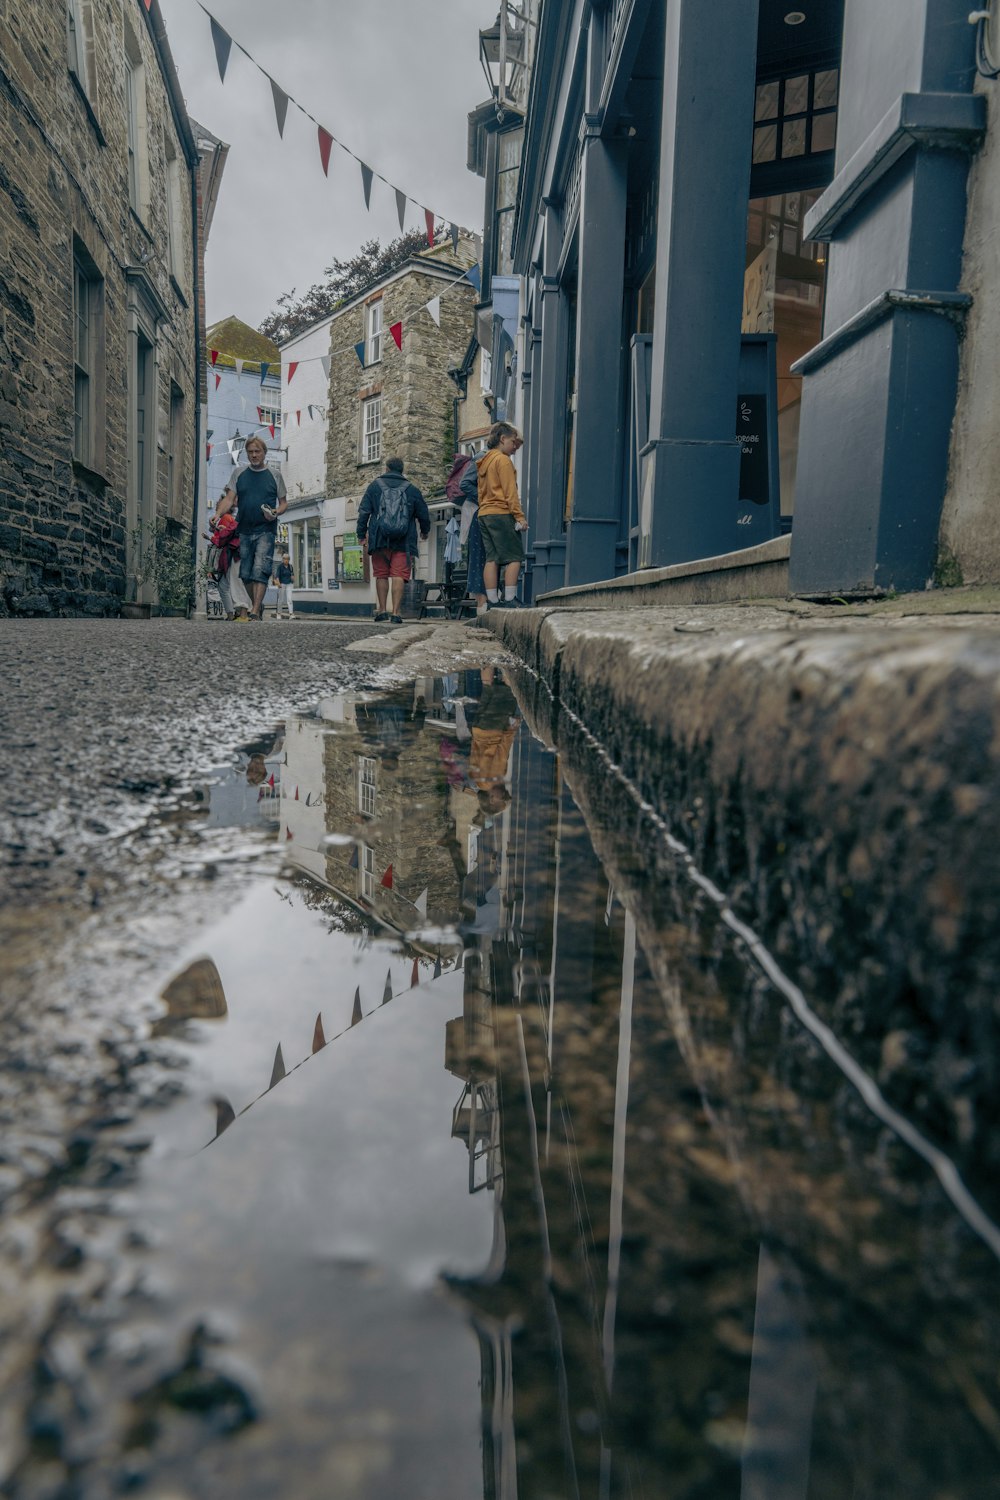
[479, 2, 529, 122]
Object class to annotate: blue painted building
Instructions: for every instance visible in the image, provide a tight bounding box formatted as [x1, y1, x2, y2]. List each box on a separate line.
[204, 317, 283, 513]
[474, 0, 995, 599]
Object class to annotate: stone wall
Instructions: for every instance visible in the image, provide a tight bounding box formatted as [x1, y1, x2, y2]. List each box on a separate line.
[0, 0, 199, 615]
[325, 244, 479, 505]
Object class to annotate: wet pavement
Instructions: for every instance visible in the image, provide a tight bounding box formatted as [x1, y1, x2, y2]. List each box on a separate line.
[2, 622, 999, 1497]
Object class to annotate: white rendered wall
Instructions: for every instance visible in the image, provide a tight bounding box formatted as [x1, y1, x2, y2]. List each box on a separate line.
[281, 319, 333, 501]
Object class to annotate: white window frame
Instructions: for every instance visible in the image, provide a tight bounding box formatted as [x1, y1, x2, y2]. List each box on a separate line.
[258, 383, 281, 426]
[480, 347, 493, 394]
[360, 843, 375, 899]
[164, 130, 185, 286]
[123, 29, 149, 220]
[67, 0, 97, 106]
[357, 757, 377, 819]
[366, 300, 383, 365]
[361, 393, 382, 465]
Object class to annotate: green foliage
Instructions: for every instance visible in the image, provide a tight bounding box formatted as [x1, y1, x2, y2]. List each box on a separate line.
[132, 521, 195, 610]
[259, 231, 435, 345]
[933, 545, 964, 590]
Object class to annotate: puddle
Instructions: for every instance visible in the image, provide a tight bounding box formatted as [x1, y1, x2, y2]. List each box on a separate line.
[3, 665, 1000, 1498]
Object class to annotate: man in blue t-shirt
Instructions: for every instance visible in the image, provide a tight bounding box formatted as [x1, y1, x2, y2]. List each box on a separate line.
[217, 435, 288, 621]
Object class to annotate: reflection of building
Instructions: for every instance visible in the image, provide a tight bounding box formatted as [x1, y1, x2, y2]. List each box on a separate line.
[475, 0, 997, 597]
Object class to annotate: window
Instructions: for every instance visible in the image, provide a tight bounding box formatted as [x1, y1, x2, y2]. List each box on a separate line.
[66, 0, 97, 106]
[125, 54, 139, 210]
[258, 383, 281, 426]
[494, 127, 523, 278]
[357, 757, 377, 818]
[73, 249, 102, 466]
[288, 517, 323, 588]
[124, 29, 149, 219]
[366, 300, 383, 365]
[752, 68, 838, 166]
[335, 532, 367, 582]
[480, 348, 493, 394]
[168, 382, 184, 519]
[361, 394, 382, 464]
[164, 132, 185, 286]
[360, 843, 375, 899]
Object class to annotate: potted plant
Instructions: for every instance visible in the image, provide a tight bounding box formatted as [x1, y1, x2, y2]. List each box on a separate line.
[128, 521, 196, 617]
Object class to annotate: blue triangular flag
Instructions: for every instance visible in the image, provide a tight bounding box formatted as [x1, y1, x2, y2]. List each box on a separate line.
[360, 162, 374, 210]
[465, 263, 481, 296]
[354, 340, 366, 368]
[259, 361, 270, 383]
[210, 17, 232, 83]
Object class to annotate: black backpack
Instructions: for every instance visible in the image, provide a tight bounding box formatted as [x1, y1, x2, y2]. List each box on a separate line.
[376, 478, 413, 543]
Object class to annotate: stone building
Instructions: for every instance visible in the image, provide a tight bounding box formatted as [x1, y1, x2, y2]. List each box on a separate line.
[478, 0, 1000, 600]
[0, 0, 221, 615]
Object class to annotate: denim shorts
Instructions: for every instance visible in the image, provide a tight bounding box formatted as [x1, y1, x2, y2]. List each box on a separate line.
[239, 526, 276, 584]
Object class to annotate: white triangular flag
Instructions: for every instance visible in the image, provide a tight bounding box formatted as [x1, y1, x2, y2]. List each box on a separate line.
[426, 296, 440, 328]
[234, 358, 244, 376]
[413, 888, 428, 918]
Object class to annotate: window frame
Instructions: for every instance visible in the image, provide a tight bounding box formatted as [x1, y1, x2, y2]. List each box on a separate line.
[366, 299, 383, 365]
[361, 393, 382, 465]
[357, 756, 377, 819]
[72, 247, 104, 469]
[360, 843, 375, 899]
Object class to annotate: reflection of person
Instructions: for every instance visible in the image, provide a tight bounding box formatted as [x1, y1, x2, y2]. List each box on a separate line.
[469, 666, 520, 813]
[245, 754, 267, 786]
[478, 423, 526, 608]
[217, 435, 288, 622]
[272, 552, 294, 619]
[357, 456, 431, 625]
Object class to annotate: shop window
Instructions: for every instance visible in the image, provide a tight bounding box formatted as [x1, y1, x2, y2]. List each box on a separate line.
[288, 517, 323, 588]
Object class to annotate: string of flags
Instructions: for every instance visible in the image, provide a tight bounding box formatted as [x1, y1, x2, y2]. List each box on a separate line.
[201, 953, 455, 1151]
[195, 0, 471, 249]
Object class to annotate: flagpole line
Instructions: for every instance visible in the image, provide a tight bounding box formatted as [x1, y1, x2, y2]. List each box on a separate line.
[196, 0, 473, 232]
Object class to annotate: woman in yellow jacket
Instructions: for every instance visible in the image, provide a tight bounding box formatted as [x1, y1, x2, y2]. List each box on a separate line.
[477, 421, 526, 607]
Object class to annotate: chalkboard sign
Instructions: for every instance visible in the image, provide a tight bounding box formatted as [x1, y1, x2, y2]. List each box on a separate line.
[733, 335, 780, 545]
[736, 395, 769, 506]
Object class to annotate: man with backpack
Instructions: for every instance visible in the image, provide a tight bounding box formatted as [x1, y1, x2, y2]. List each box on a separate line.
[357, 456, 431, 623]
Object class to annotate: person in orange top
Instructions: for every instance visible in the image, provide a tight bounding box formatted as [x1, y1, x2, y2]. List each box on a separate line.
[477, 421, 527, 608]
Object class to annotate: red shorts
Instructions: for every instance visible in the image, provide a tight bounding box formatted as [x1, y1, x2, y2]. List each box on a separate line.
[370, 549, 412, 581]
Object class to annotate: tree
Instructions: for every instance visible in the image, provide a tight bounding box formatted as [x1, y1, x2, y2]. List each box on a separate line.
[258, 230, 436, 344]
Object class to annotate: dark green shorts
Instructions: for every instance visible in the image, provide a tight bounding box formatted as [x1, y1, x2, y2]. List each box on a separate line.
[479, 513, 524, 566]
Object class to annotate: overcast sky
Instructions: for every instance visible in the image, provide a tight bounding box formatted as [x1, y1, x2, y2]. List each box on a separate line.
[158, 0, 490, 331]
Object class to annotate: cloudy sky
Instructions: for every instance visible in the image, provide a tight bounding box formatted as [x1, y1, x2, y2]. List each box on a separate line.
[158, 0, 490, 331]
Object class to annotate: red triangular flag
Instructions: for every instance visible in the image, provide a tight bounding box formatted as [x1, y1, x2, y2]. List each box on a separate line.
[294, 787, 299, 800]
[214, 372, 221, 390]
[257, 405, 263, 421]
[287, 361, 298, 383]
[206, 443, 212, 459]
[268, 772, 275, 788]
[389, 322, 402, 351]
[210, 349, 219, 366]
[424, 208, 435, 247]
[317, 126, 333, 177]
[142, 0, 152, 10]
[380, 863, 393, 888]
[268, 423, 275, 439]
[296, 410, 301, 426]
[352, 987, 363, 1026]
[312, 1013, 326, 1052]
[285, 827, 293, 840]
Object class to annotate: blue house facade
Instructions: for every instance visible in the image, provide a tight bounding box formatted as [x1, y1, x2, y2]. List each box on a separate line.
[485, 0, 993, 599]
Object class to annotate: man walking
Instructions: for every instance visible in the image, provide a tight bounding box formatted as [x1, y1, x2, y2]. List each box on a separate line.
[272, 552, 294, 619]
[357, 456, 430, 623]
[216, 435, 288, 621]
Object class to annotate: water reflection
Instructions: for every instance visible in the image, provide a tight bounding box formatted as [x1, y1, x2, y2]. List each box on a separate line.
[141, 668, 1000, 1498]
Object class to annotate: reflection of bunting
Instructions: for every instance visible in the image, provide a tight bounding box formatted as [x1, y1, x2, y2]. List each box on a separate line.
[389, 322, 402, 351]
[354, 341, 365, 368]
[214, 1097, 235, 1137]
[410, 957, 419, 989]
[214, 372, 221, 390]
[285, 827, 293, 840]
[382, 971, 393, 1006]
[210, 16, 232, 81]
[349, 845, 359, 869]
[352, 987, 363, 1026]
[312, 1013, 326, 1052]
[269, 1043, 286, 1089]
[413, 888, 428, 918]
[380, 863, 393, 888]
[433, 956, 442, 979]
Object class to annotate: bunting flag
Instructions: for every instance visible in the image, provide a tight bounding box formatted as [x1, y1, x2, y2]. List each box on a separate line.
[206, 443, 212, 459]
[287, 361, 298, 384]
[360, 162, 373, 209]
[240, 395, 247, 415]
[210, 16, 232, 82]
[271, 77, 289, 137]
[234, 357, 244, 376]
[260, 361, 270, 383]
[296, 410, 301, 426]
[317, 125, 333, 176]
[389, 322, 402, 351]
[382, 971, 393, 1006]
[450, 223, 459, 252]
[142, 0, 152, 11]
[380, 863, 393, 888]
[268, 423, 275, 439]
[433, 956, 442, 979]
[268, 772, 275, 788]
[294, 786, 299, 800]
[269, 1043, 286, 1089]
[210, 348, 219, 366]
[214, 1096, 235, 1137]
[413, 888, 428, 918]
[320, 355, 331, 380]
[214, 372, 221, 390]
[410, 957, 419, 989]
[426, 296, 440, 328]
[352, 987, 363, 1026]
[257, 405, 264, 422]
[395, 188, 406, 233]
[354, 340, 365, 368]
[424, 208, 435, 248]
[465, 264, 481, 296]
[285, 827, 293, 840]
[349, 844, 359, 869]
[312, 1013, 326, 1052]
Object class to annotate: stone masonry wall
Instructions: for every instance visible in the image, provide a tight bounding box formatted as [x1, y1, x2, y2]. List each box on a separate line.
[0, 0, 198, 615]
[325, 244, 478, 505]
